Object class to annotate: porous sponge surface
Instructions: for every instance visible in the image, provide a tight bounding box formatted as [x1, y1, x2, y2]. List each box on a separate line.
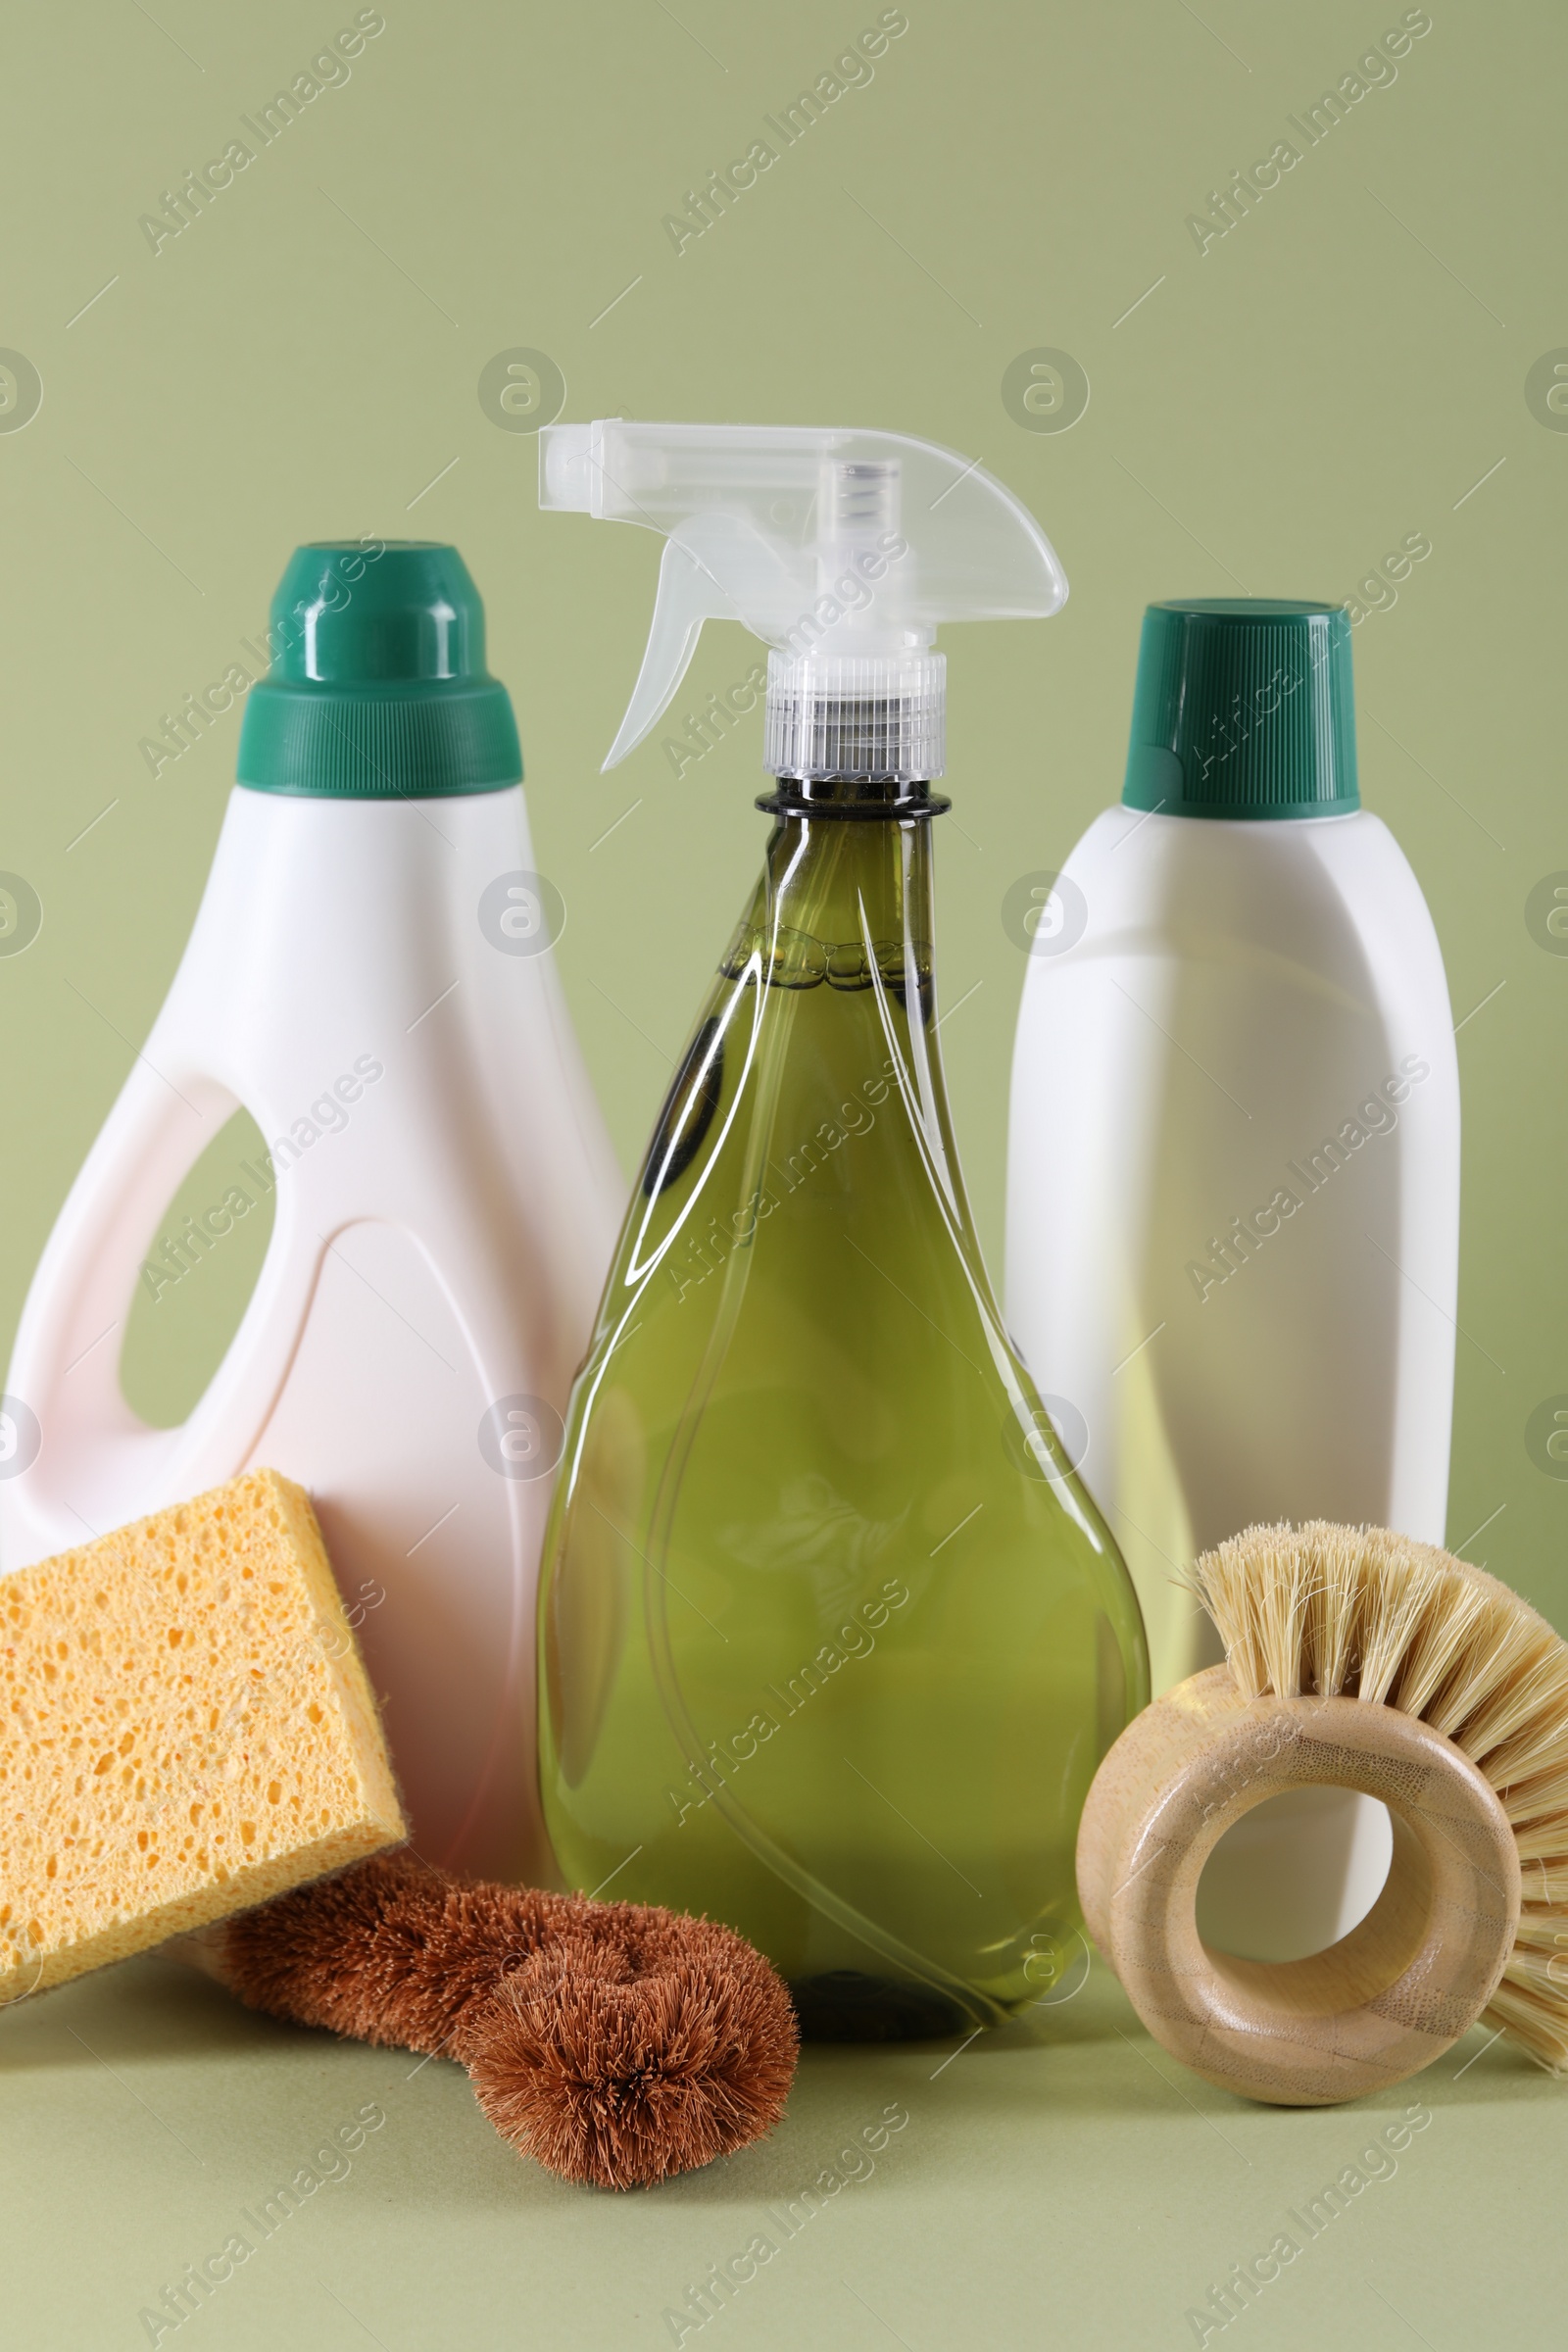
[0, 1468, 405, 1999]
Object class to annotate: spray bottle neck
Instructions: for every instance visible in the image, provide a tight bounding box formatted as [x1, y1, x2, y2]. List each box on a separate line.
[738, 790, 976, 1248]
[757, 774, 951, 821]
[723, 790, 941, 1012]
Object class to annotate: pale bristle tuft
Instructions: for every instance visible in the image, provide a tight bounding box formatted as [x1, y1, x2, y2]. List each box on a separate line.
[1186, 1522, 1568, 2076]
[1303, 1524, 1365, 1697]
[1505, 1763, 1568, 1843]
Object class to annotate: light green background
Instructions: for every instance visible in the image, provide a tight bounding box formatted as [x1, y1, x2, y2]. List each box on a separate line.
[1, 2, 1563, 2345]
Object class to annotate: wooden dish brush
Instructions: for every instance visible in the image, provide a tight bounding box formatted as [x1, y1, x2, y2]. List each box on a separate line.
[188, 1850, 798, 2189]
[1077, 1522, 1568, 2106]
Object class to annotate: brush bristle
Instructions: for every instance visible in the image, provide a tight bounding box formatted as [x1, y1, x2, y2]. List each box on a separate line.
[1186, 1522, 1568, 2074]
[467, 1907, 799, 2191]
[219, 1853, 798, 2187]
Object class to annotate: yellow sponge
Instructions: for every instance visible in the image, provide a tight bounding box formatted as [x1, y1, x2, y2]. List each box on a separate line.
[0, 1468, 405, 2001]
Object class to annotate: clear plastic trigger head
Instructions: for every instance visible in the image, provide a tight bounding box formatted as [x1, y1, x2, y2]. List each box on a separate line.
[540, 417, 1068, 782]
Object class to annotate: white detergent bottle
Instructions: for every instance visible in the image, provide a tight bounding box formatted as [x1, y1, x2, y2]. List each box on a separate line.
[0, 541, 624, 1882]
[1005, 599, 1460, 1959]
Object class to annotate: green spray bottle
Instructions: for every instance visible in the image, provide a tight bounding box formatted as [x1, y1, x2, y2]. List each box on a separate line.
[535, 421, 1148, 2038]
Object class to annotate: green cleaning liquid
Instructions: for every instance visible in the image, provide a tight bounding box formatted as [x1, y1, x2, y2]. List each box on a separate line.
[537, 772, 1148, 2038]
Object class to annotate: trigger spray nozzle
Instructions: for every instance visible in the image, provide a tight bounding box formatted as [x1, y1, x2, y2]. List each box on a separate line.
[539, 420, 1067, 781]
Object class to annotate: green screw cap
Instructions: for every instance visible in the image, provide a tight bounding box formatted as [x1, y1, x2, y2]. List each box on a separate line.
[236, 542, 522, 799]
[1121, 599, 1358, 821]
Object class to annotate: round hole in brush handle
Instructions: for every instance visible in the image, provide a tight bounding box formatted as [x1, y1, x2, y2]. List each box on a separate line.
[1076, 1665, 1521, 2107]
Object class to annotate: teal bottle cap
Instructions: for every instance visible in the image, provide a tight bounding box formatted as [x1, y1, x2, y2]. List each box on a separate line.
[1121, 599, 1358, 821]
[236, 541, 522, 798]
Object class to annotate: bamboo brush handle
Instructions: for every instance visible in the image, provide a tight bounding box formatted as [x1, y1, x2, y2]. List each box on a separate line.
[1076, 1665, 1521, 2106]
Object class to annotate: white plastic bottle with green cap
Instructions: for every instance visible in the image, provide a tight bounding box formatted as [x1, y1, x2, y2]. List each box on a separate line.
[0, 543, 624, 1883]
[1005, 598, 1460, 1958]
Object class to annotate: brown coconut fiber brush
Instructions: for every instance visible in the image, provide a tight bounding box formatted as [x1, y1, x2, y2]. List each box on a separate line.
[197, 1850, 798, 2189]
[1077, 1522, 1568, 2105]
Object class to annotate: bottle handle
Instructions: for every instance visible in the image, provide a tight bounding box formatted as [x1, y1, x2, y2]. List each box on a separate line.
[2, 1049, 307, 1560]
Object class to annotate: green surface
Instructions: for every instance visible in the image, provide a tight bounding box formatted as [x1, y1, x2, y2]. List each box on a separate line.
[2, 0, 1563, 1604]
[3, 1951, 1561, 2350]
[2, 0, 1564, 2340]
[539, 793, 1146, 2033]
[3, 0, 1565, 1625]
